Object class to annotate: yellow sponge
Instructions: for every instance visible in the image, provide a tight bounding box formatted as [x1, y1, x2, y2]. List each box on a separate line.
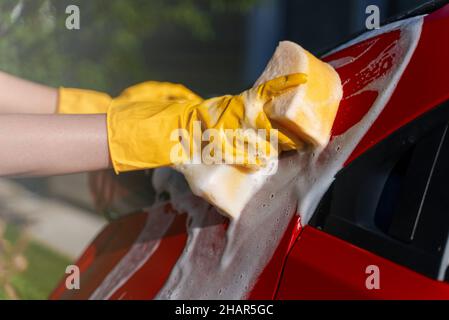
[255, 41, 342, 147]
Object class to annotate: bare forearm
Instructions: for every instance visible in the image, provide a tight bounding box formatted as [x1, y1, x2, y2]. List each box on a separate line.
[0, 114, 111, 176]
[0, 71, 58, 114]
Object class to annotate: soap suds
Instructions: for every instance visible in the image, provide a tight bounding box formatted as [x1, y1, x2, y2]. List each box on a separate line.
[90, 202, 174, 300]
[89, 15, 423, 300]
[157, 153, 300, 299]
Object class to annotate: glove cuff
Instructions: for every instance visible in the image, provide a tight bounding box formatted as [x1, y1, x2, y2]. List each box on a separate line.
[58, 87, 112, 114]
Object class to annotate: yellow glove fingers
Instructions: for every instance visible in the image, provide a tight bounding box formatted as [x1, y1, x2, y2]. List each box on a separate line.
[117, 81, 203, 103]
[255, 73, 307, 101]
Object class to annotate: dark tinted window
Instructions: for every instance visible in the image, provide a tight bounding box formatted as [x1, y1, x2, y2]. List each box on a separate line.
[310, 101, 449, 279]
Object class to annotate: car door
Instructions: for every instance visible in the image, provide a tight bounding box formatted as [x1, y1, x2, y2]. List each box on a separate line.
[277, 101, 449, 299]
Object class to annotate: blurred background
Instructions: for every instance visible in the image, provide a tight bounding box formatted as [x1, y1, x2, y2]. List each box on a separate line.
[0, 0, 431, 299]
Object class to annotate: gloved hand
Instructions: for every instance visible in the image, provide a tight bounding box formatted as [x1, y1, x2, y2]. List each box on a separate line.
[107, 73, 307, 173]
[57, 81, 201, 114]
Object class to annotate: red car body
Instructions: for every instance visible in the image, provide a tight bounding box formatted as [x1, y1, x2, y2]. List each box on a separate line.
[51, 3, 449, 300]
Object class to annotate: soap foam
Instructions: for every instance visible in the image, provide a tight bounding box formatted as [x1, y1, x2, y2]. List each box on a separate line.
[157, 153, 301, 299]
[89, 15, 424, 300]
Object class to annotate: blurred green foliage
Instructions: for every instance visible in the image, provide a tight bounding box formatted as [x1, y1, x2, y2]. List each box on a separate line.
[0, 0, 258, 94]
[0, 222, 71, 300]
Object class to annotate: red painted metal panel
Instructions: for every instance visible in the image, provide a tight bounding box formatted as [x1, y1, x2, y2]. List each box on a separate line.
[345, 6, 449, 164]
[276, 227, 449, 299]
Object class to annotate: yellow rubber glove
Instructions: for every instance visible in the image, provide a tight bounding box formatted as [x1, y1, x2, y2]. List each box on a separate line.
[58, 87, 112, 114]
[57, 81, 201, 114]
[107, 73, 307, 173]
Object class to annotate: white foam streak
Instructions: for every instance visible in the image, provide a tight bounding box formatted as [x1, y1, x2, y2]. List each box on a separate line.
[90, 203, 174, 300]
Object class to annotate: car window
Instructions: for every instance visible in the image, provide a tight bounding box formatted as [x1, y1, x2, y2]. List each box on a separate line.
[310, 100, 449, 280]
